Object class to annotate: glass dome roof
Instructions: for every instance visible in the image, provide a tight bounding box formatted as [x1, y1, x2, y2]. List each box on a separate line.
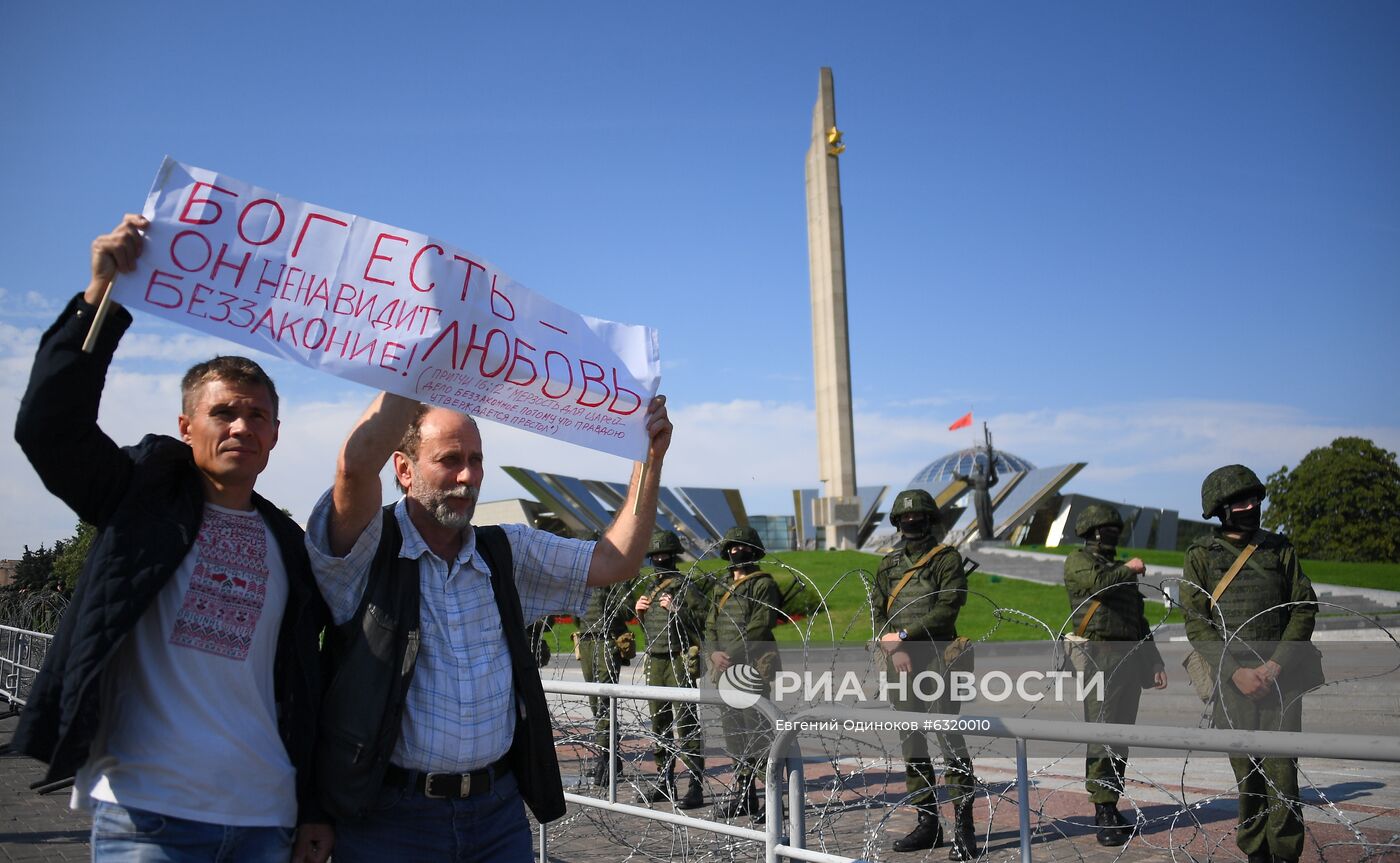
[908, 448, 1036, 486]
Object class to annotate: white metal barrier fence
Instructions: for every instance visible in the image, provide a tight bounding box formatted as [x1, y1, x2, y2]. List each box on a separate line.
[546, 678, 1400, 863]
[543, 679, 857, 863]
[6, 626, 1399, 861]
[0, 624, 50, 715]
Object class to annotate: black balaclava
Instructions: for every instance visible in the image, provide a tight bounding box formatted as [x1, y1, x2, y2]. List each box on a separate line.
[649, 554, 679, 572]
[1221, 496, 1262, 534]
[1094, 525, 1122, 550]
[897, 512, 937, 556]
[726, 542, 761, 574]
[897, 512, 932, 539]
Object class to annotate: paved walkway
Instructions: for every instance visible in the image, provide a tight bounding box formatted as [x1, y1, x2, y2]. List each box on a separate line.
[0, 715, 87, 862]
[9, 705, 1396, 862]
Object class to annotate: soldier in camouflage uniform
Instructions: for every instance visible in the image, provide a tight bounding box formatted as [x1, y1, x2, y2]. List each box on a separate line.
[1183, 465, 1318, 863]
[872, 489, 980, 860]
[635, 529, 708, 809]
[576, 567, 636, 785]
[705, 525, 783, 819]
[1063, 503, 1167, 846]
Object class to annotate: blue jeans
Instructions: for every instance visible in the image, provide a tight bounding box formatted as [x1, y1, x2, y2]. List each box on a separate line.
[91, 801, 293, 862]
[334, 769, 533, 863]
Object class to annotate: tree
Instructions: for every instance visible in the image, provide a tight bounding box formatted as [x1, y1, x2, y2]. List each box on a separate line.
[1263, 437, 1400, 563]
[51, 521, 96, 592]
[13, 541, 63, 591]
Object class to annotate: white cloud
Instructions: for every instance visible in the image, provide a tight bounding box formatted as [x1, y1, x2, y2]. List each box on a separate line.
[111, 332, 241, 363]
[0, 322, 43, 358]
[24, 292, 55, 314]
[854, 399, 1400, 518]
[2, 384, 1396, 556]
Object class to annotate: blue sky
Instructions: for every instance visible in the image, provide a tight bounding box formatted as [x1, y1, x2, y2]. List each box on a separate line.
[2, 2, 1397, 556]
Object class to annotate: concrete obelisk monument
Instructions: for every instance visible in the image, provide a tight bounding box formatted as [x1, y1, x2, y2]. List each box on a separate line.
[805, 68, 860, 550]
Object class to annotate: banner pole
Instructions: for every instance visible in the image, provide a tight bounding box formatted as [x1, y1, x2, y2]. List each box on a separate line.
[81, 278, 115, 354]
[632, 458, 649, 516]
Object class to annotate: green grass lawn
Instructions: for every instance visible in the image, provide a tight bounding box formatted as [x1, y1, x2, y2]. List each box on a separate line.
[1022, 544, 1400, 591]
[543, 548, 1180, 651]
[758, 550, 1180, 643]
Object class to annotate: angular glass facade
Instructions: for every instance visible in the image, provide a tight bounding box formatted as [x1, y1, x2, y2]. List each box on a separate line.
[749, 514, 795, 552]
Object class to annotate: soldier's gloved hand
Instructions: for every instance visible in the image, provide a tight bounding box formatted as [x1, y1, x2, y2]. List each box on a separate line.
[1126, 558, 1146, 575]
[636, 595, 651, 613]
[658, 593, 673, 610]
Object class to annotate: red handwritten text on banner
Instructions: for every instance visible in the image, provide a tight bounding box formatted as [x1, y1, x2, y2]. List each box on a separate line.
[112, 158, 660, 460]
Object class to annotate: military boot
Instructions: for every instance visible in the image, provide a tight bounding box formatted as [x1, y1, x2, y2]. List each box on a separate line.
[592, 753, 622, 786]
[891, 808, 943, 852]
[677, 772, 705, 810]
[1245, 853, 1270, 863]
[1094, 802, 1132, 847]
[948, 800, 980, 861]
[639, 757, 675, 804]
[718, 775, 759, 819]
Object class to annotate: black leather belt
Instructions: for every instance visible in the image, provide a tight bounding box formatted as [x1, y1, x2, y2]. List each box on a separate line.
[646, 649, 682, 657]
[384, 759, 510, 799]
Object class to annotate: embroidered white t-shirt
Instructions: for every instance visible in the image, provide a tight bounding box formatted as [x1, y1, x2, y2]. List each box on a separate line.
[73, 503, 296, 826]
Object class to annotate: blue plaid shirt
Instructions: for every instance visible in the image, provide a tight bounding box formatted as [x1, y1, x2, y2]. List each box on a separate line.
[306, 491, 593, 772]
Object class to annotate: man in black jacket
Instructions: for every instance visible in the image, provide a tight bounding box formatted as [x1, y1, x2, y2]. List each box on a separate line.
[12, 215, 333, 863]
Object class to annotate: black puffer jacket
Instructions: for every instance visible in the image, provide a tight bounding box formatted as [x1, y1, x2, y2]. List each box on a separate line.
[12, 294, 330, 823]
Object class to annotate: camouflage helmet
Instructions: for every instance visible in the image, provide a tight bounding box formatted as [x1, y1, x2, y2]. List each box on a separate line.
[888, 488, 940, 526]
[720, 525, 765, 557]
[648, 529, 684, 556]
[1074, 503, 1124, 538]
[1201, 464, 1266, 518]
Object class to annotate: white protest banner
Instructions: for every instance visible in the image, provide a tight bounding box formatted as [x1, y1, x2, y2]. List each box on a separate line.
[111, 158, 661, 461]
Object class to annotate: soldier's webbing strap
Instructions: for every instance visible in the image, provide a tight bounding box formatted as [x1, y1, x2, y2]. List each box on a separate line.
[1074, 599, 1103, 637]
[717, 572, 758, 612]
[1210, 543, 1259, 608]
[886, 544, 949, 613]
[648, 577, 675, 602]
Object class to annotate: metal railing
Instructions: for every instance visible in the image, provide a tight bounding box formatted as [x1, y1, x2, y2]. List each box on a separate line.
[546, 677, 1400, 863]
[0, 624, 51, 714]
[542, 679, 856, 863]
[8, 624, 1398, 861]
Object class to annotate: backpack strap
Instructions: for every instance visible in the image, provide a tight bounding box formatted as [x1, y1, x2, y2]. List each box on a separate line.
[1211, 542, 1259, 608]
[886, 544, 949, 613]
[1074, 599, 1103, 637]
[717, 572, 758, 611]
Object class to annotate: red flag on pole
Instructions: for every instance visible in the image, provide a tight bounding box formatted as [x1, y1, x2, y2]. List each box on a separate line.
[948, 411, 973, 431]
